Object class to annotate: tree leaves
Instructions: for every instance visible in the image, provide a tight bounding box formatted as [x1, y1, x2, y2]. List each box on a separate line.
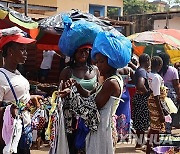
[123, 0, 157, 15]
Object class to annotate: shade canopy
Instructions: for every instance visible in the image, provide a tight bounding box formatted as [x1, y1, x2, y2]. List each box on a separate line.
[154, 29, 180, 40]
[37, 10, 122, 51]
[0, 4, 39, 39]
[128, 31, 180, 49]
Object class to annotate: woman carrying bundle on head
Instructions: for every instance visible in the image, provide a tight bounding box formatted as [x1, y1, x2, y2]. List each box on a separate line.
[59, 44, 99, 154]
[57, 17, 102, 154]
[61, 31, 132, 154]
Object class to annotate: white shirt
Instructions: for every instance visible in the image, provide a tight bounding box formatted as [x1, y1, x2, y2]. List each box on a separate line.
[0, 68, 30, 103]
[147, 72, 164, 96]
[40, 50, 56, 69]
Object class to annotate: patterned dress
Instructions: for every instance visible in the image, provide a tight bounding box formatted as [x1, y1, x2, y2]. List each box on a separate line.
[116, 74, 131, 141]
[148, 94, 165, 132]
[132, 67, 150, 131]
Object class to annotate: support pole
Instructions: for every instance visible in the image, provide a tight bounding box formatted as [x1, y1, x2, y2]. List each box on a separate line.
[24, 0, 28, 16]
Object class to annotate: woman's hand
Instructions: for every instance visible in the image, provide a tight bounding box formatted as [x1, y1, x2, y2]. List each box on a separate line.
[29, 95, 44, 108]
[64, 78, 77, 88]
[59, 88, 71, 98]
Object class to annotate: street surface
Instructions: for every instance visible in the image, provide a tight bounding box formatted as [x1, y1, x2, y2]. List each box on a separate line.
[31, 129, 180, 154]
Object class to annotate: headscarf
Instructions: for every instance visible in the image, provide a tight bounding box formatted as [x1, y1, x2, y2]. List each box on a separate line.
[91, 31, 132, 69]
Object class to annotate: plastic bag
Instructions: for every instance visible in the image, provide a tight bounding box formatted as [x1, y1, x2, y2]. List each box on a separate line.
[91, 31, 132, 69]
[59, 15, 102, 57]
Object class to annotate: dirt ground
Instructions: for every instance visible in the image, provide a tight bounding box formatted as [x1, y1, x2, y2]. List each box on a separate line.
[31, 129, 180, 154]
[31, 143, 145, 154]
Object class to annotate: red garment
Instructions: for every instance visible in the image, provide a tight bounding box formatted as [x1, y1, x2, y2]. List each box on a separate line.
[127, 87, 136, 112]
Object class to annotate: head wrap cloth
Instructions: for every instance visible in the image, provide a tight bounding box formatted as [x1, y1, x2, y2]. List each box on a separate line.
[59, 16, 132, 68]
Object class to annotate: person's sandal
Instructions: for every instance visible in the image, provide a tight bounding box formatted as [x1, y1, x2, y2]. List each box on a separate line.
[141, 145, 147, 152]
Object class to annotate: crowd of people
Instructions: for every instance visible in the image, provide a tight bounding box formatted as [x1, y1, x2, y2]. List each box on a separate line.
[0, 26, 179, 154]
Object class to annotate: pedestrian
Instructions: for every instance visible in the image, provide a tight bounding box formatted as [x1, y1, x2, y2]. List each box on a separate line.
[146, 56, 166, 154]
[0, 27, 42, 154]
[59, 44, 99, 154]
[158, 53, 180, 129]
[132, 53, 151, 150]
[39, 50, 61, 83]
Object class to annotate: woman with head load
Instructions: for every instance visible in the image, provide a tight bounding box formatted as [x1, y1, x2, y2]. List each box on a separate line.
[132, 53, 151, 150]
[58, 18, 102, 154]
[63, 31, 132, 154]
[59, 44, 99, 154]
[0, 27, 41, 154]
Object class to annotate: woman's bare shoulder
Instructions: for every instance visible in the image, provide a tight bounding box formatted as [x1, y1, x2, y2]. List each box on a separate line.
[59, 66, 72, 81]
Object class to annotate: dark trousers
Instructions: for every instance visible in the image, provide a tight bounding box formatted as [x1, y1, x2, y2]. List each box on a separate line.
[67, 131, 78, 154]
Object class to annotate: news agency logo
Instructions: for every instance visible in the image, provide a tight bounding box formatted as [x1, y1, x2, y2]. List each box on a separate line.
[117, 134, 179, 145]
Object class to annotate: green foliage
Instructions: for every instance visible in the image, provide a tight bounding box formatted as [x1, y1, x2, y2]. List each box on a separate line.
[107, 7, 120, 17]
[174, 0, 180, 5]
[123, 0, 157, 15]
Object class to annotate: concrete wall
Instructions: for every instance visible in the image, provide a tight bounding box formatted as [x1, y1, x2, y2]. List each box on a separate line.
[154, 16, 180, 30]
[28, 0, 57, 7]
[4, 0, 58, 7]
[57, 0, 123, 16]
[3, 0, 123, 17]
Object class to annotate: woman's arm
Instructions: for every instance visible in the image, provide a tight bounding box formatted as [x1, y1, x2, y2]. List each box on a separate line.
[136, 77, 148, 93]
[59, 67, 72, 90]
[128, 61, 138, 70]
[172, 79, 180, 100]
[95, 79, 121, 109]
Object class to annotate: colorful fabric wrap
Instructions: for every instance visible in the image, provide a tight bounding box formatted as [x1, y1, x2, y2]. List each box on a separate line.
[91, 31, 132, 69]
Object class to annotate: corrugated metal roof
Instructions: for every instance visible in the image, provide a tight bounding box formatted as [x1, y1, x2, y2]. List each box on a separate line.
[99, 17, 134, 26]
[28, 13, 49, 19]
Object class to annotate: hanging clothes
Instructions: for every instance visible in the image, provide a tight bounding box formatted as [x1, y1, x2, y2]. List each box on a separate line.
[2, 105, 14, 145]
[3, 116, 22, 154]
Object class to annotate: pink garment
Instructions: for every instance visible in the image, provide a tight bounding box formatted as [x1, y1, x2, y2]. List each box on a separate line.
[163, 66, 179, 85]
[2, 105, 14, 145]
[165, 115, 172, 123]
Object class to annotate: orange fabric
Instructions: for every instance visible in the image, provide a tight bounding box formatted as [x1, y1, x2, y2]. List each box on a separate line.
[29, 28, 39, 39]
[132, 43, 145, 56]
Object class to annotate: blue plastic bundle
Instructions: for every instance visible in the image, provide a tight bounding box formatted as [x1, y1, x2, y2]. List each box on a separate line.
[91, 31, 132, 69]
[58, 15, 103, 57]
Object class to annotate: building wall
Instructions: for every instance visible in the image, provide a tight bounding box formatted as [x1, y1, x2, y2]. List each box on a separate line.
[4, 0, 58, 7]
[57, 0, 123, 16]
[28, 0, 57, 7]
[154, 16, 180, 30]
[3, 0, 123, 17]
[89, 5, 105, 16]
